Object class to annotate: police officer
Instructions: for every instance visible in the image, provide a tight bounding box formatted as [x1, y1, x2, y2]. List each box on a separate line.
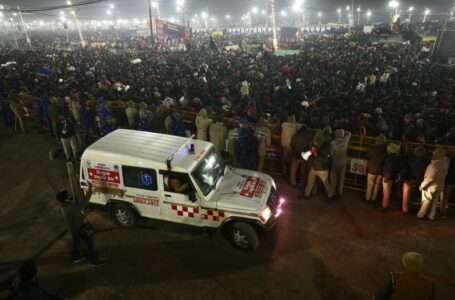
[31, 93, 49, 132]
[95, 99, 114, 137]
[138, 102, 150, 131]
[402, 146, 429, 214]
[79, 100, 94, 143]
[417, 147, 450, 221]
[378, 143, 401, 210]
[303, 130, 333, 199]
[365, 134, 388, 204]
[330, 129, 352, 197]
[237, 120, 258, 170]
[374, 252, 434, 300]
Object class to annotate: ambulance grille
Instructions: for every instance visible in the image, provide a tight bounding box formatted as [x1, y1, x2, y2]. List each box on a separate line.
[267, 187, 279, 215]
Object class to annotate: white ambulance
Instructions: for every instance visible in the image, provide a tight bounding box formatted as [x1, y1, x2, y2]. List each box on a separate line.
[79, 129, 283, 252]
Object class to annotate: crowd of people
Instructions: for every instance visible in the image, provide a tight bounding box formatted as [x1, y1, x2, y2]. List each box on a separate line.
[2, 27, 454, 299]
[0, 30, 453, 217]
[1, 31, 455, 144]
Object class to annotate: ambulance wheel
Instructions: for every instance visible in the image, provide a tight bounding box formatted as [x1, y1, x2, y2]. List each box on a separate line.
[227, 222, 259, 252]
[111, 204, 137, 228]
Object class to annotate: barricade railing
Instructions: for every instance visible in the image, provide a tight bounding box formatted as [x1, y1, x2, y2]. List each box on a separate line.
[13, 97, 455, 204]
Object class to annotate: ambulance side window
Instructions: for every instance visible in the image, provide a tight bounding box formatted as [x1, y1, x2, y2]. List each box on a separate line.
[123, 166, 157, 191]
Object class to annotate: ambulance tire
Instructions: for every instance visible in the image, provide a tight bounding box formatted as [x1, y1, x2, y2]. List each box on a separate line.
[226, 222, 259, 252]
[111, 204, 137, 228]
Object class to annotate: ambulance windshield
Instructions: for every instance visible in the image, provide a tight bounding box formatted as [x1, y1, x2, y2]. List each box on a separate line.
[191, 147, 225, 196]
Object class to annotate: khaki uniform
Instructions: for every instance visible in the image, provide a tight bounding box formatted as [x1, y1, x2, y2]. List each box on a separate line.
[289, 130, 312, 187]
[390, 272, 434, 300]
[304, 169, 333, 198]
[68, 100, 81, 125]
[226, 128, 239, 167]
[9, 101, 27, 132]
[125, 105, 138, 130]
[256, 126, 271, 172]
[195, 109, 213, 141]
[281, 121, 301, 174]
[330, 131, 351, 196]
[209, 122, 228, 153]
[365, 144, 387, 202]
[417, 157, 450, 220]
[303, 143, 333, 198]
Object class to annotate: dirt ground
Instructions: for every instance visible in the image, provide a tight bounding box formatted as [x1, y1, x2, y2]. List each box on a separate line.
[1, 125, 455, 300]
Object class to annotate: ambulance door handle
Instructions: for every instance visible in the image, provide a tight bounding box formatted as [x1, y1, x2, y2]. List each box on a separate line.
[165, 194, 172, 197]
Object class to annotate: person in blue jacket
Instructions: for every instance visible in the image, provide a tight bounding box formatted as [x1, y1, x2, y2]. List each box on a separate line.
[31, 92, 49, 132]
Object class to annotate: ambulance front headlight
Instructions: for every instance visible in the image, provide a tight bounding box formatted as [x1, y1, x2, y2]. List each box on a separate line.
[259, 207, 272, 222]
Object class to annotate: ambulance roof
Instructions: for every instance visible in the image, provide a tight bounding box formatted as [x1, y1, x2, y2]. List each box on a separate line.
[82, 129, 213, 172]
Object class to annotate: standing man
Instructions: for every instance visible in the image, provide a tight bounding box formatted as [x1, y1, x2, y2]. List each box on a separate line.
[365, 134, 387, 204]
[125, 100, 138, 130]
[56, 182, 105, 266]
[289, 125, 311, 187]
[96, 99, 114, 137]
[31, 92, 49, 132]
[56, 111, 79, 163]
[209, 116, 228, 154]
[330, 129, 352, 197]
[378, 143, 401, 210]
[303, 132, 333, 200]
[237, 121, 258, 170]
[226, 121, 240, 167]
[255, 117, 272, 172]
[79, 100, 94, 144]
[417, 147, 450, 221]
[402, 146, 429, 214]
[0, 91, 15, 128]
[196, 108, 213, 141]
[9, 97, 27, 133]
[281, 115, 300, 175]
[47, 97, 62, 139]
[374, 252, 434, 300]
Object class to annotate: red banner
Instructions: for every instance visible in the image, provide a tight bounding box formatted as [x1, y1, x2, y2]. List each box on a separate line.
[87, 168, 120, 184]
[240, 176, 260, 198]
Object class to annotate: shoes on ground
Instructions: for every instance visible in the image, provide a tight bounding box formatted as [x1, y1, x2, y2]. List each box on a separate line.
[72, 256, 87, 264]
[90, 259, 106, 267]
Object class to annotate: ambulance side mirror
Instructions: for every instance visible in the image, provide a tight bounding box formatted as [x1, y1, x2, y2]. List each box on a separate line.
[188, 190, 197, 202]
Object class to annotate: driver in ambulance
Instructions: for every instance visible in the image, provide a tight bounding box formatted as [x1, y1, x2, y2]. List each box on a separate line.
[167, 173, 189, 194]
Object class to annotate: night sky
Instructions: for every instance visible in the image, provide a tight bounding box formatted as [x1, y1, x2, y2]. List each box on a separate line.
[1, 0, 453, 21]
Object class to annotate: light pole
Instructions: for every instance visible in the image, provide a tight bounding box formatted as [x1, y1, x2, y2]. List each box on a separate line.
[345, 6, 350, 25]
[388, 0, 399, 31]
[366, 10, 371, 25]
[270, 0, 278, 49]
[408, 6, 414, 23]
[251, 6, 258, 26]
[67, 1, 85, 47]
[17, 6, 31, 47]
[423, 8, 430, 23]
[151, 2, 160, 18]
[225, 14, 231, 27]
[201, 11, 208, 28]
[292, 0, 304, 26]
[337, 8, 341, 23]
[108, 4, 119, 40]
[280, 10, 287, 26]
[356, 7, 361, 25]
[317, 11, 322, 25]
[175, 0, 187, 26]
